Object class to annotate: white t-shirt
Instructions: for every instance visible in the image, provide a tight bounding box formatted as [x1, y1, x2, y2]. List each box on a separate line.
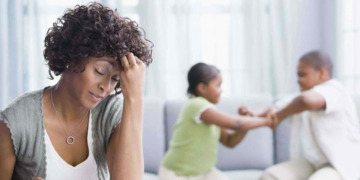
[44, 112, 98, 180]
[276, 95, 328, 168]
[275, 79, 360, 180]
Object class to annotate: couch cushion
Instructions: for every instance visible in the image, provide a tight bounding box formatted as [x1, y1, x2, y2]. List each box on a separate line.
[143, 97, 166, 173]
[143, 173, 159, 180]
[274, 119, 291, 163]
[164, 99, 185, 148]
[273, 94, 292, 164]
[216, 96, 274, 170]
[142, 170, 263, 180]
[224, 170, 264, 180]
[165, 95, 274, 171]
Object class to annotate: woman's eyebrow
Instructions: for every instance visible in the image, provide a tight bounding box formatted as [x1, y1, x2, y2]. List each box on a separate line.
[96, 58, 116, 66]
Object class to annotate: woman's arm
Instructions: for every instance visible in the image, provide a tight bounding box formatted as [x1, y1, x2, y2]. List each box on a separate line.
[219, 128, 248, 148]
[0, 121, 16, 180]
[200, 108, 271, 131]
[107, 53, 146, 180]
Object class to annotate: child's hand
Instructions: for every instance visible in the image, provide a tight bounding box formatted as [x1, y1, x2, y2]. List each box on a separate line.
[264, 112, 273, 127]
[119, 53, 146, 100]
[270, 113, 280, 130]
[265, 108, 280, 130]
[264, 108, 276, 128]
[238, 106, 256, 116]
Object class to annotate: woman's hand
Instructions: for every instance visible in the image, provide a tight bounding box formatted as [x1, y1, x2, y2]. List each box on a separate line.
[108, 52, 146, 180]
[119, 53, 146, 101]
[34, 178, 44, 180]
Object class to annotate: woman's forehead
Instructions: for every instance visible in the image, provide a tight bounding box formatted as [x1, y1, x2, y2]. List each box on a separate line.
[93, 57, 121, 68]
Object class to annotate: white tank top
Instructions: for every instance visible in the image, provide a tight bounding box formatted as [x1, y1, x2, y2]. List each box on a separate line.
[44, 112, 98, 180]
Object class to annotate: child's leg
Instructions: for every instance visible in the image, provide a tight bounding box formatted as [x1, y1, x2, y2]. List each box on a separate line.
[203, 168, 229, 180]
[308, 166, 342, 180]
[260, 158, 315, 180]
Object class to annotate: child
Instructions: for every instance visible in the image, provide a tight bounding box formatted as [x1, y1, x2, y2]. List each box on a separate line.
[159, 63, 273, 180]
[241, 51, 360, 180]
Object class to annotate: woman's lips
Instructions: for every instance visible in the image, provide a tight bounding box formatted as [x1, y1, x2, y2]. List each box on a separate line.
[89, 92, 104, 102]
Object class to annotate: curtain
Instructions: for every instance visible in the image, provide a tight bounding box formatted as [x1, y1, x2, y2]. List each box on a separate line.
[0, 0, 44, 109]
[141, 0, 298, 99]
[0, 0, 307, 109]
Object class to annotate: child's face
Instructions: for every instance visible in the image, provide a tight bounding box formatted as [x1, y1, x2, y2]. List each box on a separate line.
[201, 75, 223, 104]
[297, 61, 324, 91]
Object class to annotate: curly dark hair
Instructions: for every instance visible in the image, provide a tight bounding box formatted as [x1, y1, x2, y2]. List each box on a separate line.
[44, 2, 153, 94]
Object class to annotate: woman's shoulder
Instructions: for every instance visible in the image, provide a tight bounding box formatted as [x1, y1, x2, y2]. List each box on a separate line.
[0, 88, 45, 154]
[94, 94, 123, 112]
[92, 94, 124, 126]
[1, 88, 44, 116]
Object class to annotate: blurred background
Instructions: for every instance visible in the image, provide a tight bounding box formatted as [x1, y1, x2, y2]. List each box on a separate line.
[0, 0, 359, 109]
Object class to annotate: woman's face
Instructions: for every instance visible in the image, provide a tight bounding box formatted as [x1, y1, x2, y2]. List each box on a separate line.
[64, 56, 121, 109]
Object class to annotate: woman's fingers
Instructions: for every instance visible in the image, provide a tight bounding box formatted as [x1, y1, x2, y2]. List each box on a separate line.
[121, 53, 140, 69]
[121, 56, 130, 69]
[135, 56, 143, 65]
[118, 53, 146, 99]
[127, 53, 136, 66]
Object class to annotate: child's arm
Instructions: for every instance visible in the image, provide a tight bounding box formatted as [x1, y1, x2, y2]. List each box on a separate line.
[200, 108, 272, 131]
[239, 106, 273, 117]
[272, 90, 326, 129]
[219, 128, 248, 148]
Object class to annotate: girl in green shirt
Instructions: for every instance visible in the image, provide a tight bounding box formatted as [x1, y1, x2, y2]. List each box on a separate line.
[159, 63, 273, 179]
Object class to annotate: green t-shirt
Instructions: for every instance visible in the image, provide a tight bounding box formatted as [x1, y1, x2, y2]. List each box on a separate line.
[162, 96, 221, 176]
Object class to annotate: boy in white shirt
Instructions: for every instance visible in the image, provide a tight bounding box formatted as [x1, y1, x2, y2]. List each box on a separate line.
[240, 51, 360, 180]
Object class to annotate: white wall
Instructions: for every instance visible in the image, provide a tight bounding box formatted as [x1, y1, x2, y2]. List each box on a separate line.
[321, 0, 337, 75]
[287, 0, 336, 92]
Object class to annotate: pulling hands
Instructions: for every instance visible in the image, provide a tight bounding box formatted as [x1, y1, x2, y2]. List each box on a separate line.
[265, 108, 280, 130]
[238, 106, 256, 116]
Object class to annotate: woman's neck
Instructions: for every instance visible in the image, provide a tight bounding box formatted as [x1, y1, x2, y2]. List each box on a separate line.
[50, 81, 89, 124]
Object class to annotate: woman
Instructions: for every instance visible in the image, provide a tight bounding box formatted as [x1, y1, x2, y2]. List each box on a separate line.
[0, 2, 152, 180]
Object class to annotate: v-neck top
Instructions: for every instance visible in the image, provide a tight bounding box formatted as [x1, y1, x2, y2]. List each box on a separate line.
[44, 111, 98, 180]
[0, 87, 124, 179]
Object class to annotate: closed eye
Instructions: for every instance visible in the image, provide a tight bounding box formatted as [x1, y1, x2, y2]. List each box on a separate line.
[95, 69, 105, 75]
[112, 78, 120, 83]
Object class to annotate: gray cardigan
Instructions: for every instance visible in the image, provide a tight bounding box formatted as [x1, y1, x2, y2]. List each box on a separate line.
[0, 87, 123, 180]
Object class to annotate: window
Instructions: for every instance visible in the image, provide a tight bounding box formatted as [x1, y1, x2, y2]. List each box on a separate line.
[337, 0, 360, 94]
[163, 0, 272, 99]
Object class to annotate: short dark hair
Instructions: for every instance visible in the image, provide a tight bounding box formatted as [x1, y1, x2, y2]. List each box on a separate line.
[299, 50, 333, 76]
[44, 2, 153, 94]
[187, 63, 220, 96]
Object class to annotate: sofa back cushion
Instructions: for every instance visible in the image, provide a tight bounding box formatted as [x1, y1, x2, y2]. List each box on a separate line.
[143, 97, 165, 173]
